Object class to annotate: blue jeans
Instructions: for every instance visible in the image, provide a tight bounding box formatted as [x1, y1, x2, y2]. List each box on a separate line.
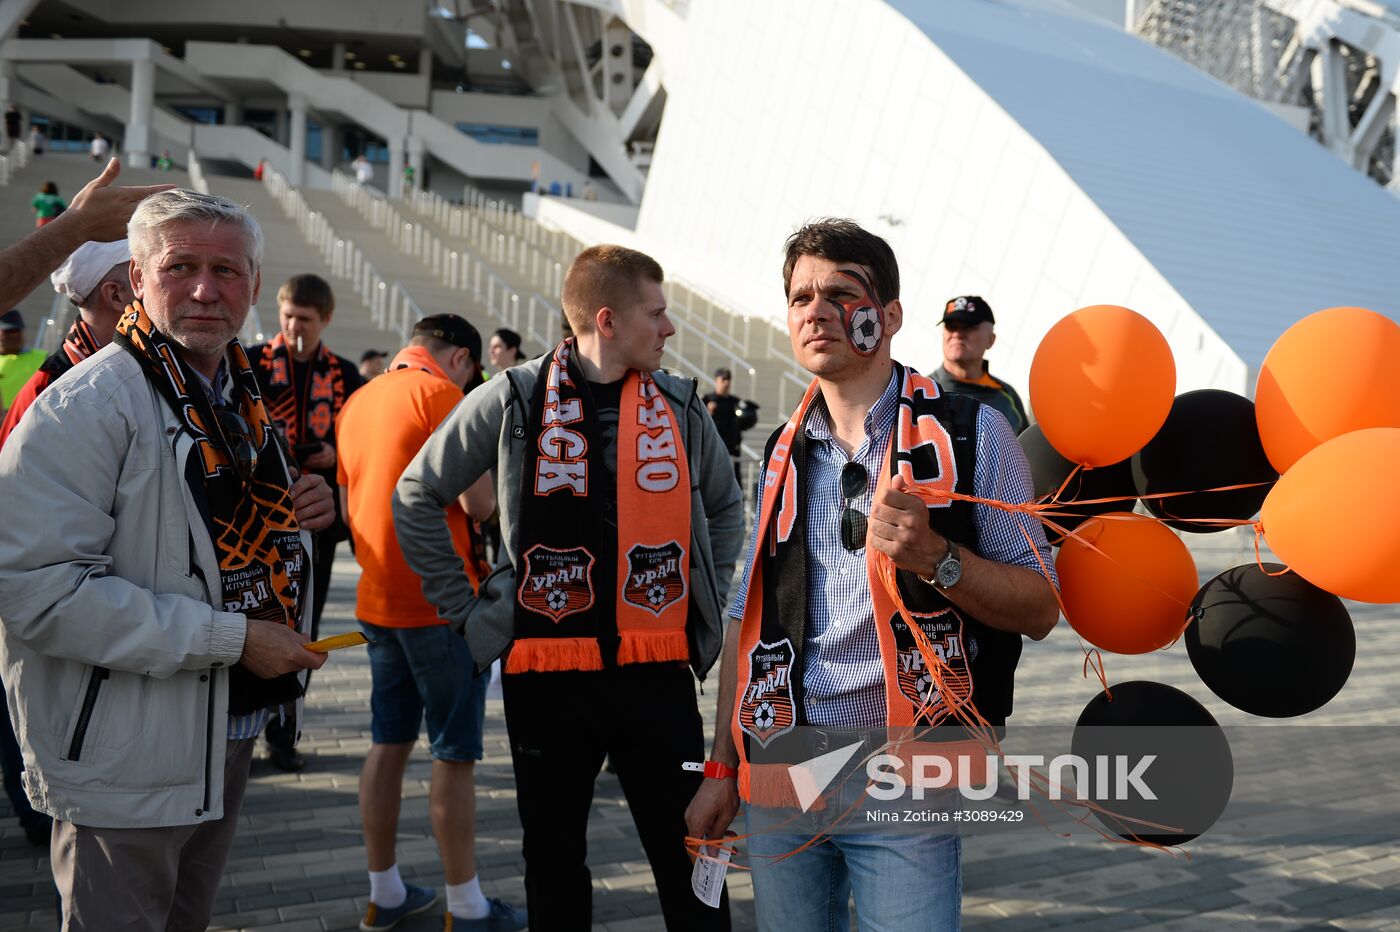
[360, 621, 487, 761]
[747, 821, 962, 932]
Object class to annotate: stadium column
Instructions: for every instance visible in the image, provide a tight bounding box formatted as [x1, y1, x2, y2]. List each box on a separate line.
[321, 122, 337, 170]
[389, 135, 405, 199]
[127, 56, 155, 167]
[289, 91, 307, 187]
[0, 59, 13, 115]
[408, 135, 423, 192]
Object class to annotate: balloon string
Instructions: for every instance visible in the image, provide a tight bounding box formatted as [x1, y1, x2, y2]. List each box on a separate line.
[1081, 647, 1111, 697]
[1253, 523, 1291, 577]
[1050, 462, 1085, 504]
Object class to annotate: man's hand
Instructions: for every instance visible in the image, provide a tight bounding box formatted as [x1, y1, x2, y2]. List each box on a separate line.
[685, 777, 740, 851]
[707, 400, 718, 414]
[239, 618, 327, 678]
[869, 473, 947, 577]
[289, 472, 335, 531]
[60, 158, 178, 242]
[302, 441, 336, 471]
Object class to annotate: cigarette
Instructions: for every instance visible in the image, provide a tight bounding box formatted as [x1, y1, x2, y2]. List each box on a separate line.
[296, 335, 304, 354]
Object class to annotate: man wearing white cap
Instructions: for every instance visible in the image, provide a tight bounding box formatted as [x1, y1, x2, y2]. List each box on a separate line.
[0, 239, 133, 447]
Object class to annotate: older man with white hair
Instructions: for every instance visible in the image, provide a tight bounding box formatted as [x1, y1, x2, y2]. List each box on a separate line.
[0, 188, 335, 930]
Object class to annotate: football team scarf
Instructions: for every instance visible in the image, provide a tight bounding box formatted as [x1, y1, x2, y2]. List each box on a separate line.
[115, 300, 308, 715]
[509, 338, 691, 673]
[35, 318, 102, 383]
[732, 365, 981, 803]
[60, 317, 102, 366]
[258, 333, 350, 447]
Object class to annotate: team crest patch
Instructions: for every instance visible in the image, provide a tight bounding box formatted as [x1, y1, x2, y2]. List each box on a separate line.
[891, 611, 972, 723]
[623, 541, 686, 615]
[518, 545, 595, 623]
[739, 638, 797, 748]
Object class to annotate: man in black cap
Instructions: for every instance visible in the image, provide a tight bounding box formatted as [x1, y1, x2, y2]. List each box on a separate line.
[702, 366, 759, 485]
[934, 295, 1029, 434]
[360, 348, 388, 380]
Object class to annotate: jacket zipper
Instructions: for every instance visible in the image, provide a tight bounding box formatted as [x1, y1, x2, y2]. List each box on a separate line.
[202, 672, 215, 814]
[67, 667, 110, 761]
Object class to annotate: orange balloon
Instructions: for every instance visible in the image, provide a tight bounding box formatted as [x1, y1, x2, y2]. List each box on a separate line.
[1056, 512, 1198, 654]
[1029, 306, 1176, 467]
[1261, 427, 1400, 603]
[1255, 307, 1400, 473]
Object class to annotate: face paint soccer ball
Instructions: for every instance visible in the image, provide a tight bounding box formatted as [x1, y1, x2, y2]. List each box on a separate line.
[546, 588, 569, 611]
[848, 305, 883, 355]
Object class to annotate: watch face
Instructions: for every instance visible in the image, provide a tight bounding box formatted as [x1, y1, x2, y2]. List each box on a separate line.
[937, 557, 962, 588]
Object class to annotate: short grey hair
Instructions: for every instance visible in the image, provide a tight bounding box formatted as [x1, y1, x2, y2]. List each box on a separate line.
[127, 188, 264, 272]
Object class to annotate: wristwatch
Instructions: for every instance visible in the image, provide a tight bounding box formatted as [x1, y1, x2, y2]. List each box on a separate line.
[920, 540, 962, 590]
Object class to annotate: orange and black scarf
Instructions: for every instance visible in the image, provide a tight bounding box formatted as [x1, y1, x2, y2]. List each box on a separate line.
[733, 365, 1017, 803]
[36, 318, 102, 382]
[116, 301, 308, 715]
[510, 339, 691, 673]
[258, 333, 350, 448]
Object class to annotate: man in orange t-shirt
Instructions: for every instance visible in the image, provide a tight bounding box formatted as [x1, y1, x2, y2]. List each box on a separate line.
[336, 314, 522, 930]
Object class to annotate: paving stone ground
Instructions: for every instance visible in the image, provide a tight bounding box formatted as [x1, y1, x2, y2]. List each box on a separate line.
[3, 530, 1398, 930]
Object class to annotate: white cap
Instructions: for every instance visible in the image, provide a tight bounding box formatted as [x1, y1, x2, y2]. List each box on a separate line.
[51, 239, 132, 305]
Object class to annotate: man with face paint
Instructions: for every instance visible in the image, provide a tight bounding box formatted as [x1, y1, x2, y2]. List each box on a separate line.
[686, 219, 1059, 930]
[934, 295, 1029, 434]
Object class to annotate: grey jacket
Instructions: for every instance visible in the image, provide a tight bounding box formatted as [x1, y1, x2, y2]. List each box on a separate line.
[394, 357, 744, 680]
[0, 344, 312, 829]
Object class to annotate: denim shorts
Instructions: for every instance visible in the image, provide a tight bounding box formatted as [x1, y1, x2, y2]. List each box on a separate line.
[359, 621, 488, 761]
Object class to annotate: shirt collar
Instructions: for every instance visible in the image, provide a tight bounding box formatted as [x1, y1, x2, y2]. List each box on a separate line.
[188, 358, 230, 408]
[805, 365, 901, 443]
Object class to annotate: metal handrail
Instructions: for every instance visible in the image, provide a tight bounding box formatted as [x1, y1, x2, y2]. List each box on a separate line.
[263, 165, 420, 347]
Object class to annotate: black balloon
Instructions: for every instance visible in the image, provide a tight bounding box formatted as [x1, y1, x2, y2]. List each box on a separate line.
[1186, 563, 1354, 718]
[1072, 681, 1233, 845]
[1132, 390, 1277, 533]
[1019, 424, 1135, 544]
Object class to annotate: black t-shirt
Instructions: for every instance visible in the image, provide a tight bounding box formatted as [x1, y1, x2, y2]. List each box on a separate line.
[590, 378, 624, 532]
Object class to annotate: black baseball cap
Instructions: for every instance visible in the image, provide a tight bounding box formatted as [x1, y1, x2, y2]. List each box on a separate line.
[941, 295, 995, 326]
[412, 314, 481, 362]
[0, 309, 24, 331]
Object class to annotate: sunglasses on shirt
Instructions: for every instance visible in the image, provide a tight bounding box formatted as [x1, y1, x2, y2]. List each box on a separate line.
[840, 461, 868, 553]
[213, 408, 259, 482]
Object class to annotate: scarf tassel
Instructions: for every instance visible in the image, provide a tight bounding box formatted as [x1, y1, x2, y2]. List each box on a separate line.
[738, 762, 825, 810]
[505, 637, 604, 673]
[616, 629, 690, 666]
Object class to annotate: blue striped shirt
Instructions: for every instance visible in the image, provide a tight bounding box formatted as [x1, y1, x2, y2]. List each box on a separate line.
[189, 362, 273, 741]
[730, 369, 1056, 728]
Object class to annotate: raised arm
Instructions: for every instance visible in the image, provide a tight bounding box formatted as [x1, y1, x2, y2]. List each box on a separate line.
[0, 159, 175, 310]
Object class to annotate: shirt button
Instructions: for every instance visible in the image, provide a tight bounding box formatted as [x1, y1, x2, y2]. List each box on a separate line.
[840, 567, 849, 576]
[823, 661, 832, 669]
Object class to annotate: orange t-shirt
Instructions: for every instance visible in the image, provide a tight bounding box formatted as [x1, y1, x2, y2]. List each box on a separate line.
[336, 357, 476, 627]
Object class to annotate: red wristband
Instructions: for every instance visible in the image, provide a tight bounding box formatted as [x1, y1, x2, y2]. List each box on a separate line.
[682, 760, 739, 780]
